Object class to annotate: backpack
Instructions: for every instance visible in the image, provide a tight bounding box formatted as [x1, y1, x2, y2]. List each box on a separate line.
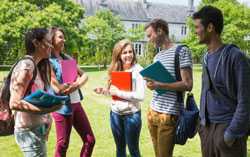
[174, 45, 199, 145]
[0, 56, 37, 136]
[203, 44, 250, 136]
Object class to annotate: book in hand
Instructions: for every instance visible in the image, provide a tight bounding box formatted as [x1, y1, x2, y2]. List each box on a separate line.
[60, 59, 78, 84]
[23, 89, 69, 108]
[111, 71, 132, 101]
[140, 61, 176, 94]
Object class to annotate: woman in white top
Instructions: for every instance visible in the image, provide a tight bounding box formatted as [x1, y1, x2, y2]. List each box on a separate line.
[9, 28, 62, 157]
[95, 39, 145, 157]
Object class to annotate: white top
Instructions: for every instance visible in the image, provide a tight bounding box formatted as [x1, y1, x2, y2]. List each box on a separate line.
[69, 90, 81, 104]
[111, 64, 145, 115]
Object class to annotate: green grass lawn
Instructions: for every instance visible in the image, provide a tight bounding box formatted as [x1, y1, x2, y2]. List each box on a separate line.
[0, 69, 249, 157]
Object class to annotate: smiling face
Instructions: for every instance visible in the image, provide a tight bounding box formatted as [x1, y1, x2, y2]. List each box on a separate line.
[109, 39, 137, 73]
[145, 25, 167, 48]
[52, 30, 65, 53]
[120, 44, 134, 68]
[194, 19, 211, 44]
[146, 26, 157, 43]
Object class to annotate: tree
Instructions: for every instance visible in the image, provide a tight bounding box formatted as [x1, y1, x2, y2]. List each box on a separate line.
[184, 0, 250, 63]
[138, 42, 156, 67]
[0, 0, 84, 64]
[126, 24, 145, 42]
[82, 10, 126, 67]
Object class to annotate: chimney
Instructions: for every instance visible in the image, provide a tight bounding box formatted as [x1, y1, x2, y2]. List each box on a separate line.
[188, 0, 194, 16]
[100, 0, 108, 8]
[141, 0, 149, 9]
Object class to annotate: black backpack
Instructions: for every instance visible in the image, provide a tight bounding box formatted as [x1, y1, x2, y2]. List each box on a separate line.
[174, 45, 199, 145]
[0, 56, 37, 136]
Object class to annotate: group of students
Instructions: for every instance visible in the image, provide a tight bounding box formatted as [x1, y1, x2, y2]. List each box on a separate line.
[9, 27, 95, 157]
[9, 25, 144, 157]
[7, 5, 250, 157]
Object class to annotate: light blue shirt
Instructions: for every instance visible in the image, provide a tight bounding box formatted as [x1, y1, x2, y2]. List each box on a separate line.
[50, 57, 72, 115]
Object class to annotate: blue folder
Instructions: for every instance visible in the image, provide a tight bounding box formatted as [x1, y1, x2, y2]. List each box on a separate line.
[24, 89, 69, 108]
[140, 61, 176, 94]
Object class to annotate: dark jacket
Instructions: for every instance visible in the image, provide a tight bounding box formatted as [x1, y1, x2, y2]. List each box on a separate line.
[200, 44, 250, 139]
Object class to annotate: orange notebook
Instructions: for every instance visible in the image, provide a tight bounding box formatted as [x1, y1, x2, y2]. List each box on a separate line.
[60, 59, 78, 84]
[111, 71, 132, 100]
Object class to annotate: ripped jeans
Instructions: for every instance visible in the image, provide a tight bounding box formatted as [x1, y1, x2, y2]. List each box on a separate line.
[15, 124, 48, 157]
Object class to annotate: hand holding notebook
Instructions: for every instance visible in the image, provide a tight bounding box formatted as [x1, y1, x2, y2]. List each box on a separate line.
[140, 61, 176, 94]
[111, 71, 132, 100]
[23, 89, 69, 108]
[60, 59, 78, 84]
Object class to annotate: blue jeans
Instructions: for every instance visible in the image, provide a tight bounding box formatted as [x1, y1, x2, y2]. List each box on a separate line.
[110, 111, 142, 157]
[15, 124, 48, 157]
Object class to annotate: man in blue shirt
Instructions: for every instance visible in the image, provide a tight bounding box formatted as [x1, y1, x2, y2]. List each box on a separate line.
[193, 6, 250, 157]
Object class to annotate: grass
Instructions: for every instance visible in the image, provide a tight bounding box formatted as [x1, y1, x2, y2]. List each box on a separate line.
[0, 69, 249, 157]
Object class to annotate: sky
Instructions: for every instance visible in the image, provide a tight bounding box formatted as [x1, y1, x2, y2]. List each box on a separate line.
[135, 0, 250, 6]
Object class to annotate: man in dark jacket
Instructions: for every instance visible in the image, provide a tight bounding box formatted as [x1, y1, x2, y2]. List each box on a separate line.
[193, 6, 250, 157]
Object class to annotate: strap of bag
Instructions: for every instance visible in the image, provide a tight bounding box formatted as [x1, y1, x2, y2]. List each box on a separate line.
[174, 45, 188, 103]
[203, 44, 235, 102]
[4, 56, 37, 101]
[23, 56, 38, 95]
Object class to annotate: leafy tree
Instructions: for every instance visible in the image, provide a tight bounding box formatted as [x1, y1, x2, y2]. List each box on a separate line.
[138, 43, 156, 67]
[82, 10, 125, 67]
[0, 0, 84, 64]
[126, 24, 145, 42]
[184, 0, 250, 63]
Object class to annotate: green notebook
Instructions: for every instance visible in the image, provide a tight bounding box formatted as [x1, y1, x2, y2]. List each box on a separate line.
[24, 89, 69, 108]
[140, 61, 176, 94]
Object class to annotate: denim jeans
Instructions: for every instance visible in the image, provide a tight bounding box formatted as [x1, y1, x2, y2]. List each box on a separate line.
[15, 124, 48, 157]
[110, 111, 142, 157]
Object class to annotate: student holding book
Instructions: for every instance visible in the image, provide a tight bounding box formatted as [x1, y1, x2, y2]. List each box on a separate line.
[144, 19, 193, 157]
[49, 27, 95, 157]
[94, 39, 145, 157]
[9, 28, 63, 157]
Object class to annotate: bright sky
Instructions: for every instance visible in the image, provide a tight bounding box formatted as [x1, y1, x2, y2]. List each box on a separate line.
[136, 0, 250, 6]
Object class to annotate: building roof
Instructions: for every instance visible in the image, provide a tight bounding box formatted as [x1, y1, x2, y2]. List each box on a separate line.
[75, 0, 192, 23]
[146, 2, 189, 23]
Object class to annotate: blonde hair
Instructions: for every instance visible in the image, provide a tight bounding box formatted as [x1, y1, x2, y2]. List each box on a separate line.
[107, 39, 137, 87]
[108, 39, 137, 76]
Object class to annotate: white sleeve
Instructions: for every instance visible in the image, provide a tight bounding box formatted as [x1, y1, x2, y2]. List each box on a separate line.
[114, 68, 145, 102]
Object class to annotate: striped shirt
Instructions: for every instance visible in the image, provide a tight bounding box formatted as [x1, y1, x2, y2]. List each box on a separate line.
[151, 44, 192, 115]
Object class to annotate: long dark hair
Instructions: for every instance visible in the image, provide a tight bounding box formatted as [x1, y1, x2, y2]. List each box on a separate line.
[25, 28, 51, 89]
[50, 26, 65, 55]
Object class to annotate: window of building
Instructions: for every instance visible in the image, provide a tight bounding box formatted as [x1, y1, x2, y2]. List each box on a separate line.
[132, 23, 139, 30]
[134, 43, 142, 55]
[181, 25, 187, 35]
